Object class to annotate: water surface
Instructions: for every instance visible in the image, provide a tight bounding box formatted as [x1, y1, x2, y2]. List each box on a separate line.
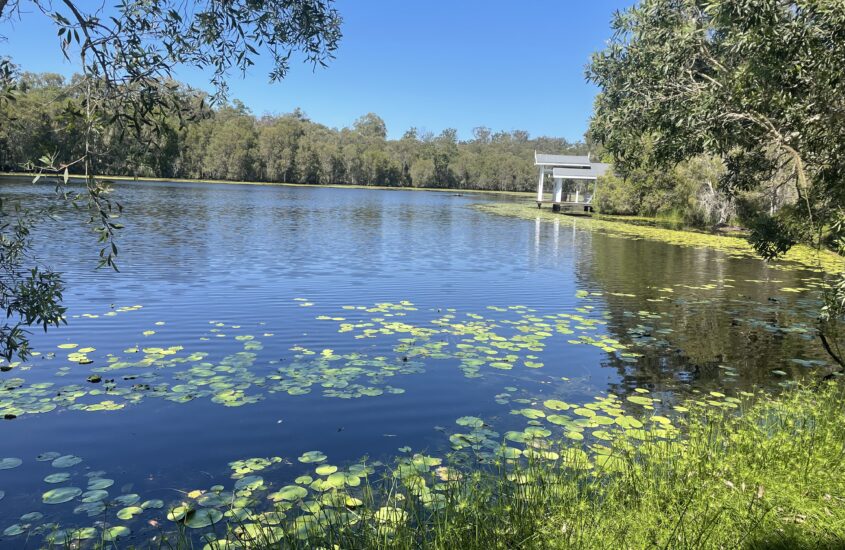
[0, 180, 830, 545]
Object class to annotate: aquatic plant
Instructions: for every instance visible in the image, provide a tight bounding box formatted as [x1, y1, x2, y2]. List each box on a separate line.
[6, 382, 844, 549]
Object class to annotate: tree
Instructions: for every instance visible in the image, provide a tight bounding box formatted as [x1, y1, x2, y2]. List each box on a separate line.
[587, 0, 845, 368]
[0, 0, 343, 360]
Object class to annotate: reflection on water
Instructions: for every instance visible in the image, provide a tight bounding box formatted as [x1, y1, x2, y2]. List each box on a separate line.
[0, 178, 832, 545]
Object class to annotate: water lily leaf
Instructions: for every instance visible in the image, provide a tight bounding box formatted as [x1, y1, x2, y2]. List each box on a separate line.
[298, 451, 327, 464]
[269, 485, 307, 502]
[45, 473, 71, 483]
[167, 504, 192, 522]
[43, 486, 82, 504]
[626, 396, 653, 406]
[0, 458, 22, 469]
[80, 490, 109, 503]
[103, 526, 130, 541]
[114, 494, 141, 506]
[52, 455, 82, 468]
[543, 400, 570, 411]
[375, 506, 407, 525]
[315, 465, 337, 476]
[87, 478, 114, 490]
[455, 416, 484, 428]
[3, 524, 24, 536]
[185, 508, 223, 528]
[141, 499, 165, 509]
[116, 506, 143, 520]
[36, 452, 61, 462]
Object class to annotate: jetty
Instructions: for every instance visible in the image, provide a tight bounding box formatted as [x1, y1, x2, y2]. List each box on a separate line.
[535, 152, 610, 214]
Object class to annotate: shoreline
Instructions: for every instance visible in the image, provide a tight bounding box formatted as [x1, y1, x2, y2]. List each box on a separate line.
[476, 202, 843, 274]
[0, 171, 536, 199]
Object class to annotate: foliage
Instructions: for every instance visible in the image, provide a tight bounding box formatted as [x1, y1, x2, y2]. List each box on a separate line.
[43, 383, 845, 548]
[587, 0, 845, 366]
[0, 77, 589, 191]
[588, 0, 845, 248]
[0, 1, 343, 361]
[595, 155, 728, 226]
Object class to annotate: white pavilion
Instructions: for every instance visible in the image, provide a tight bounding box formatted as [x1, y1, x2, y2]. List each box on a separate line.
[534, 152, 610, 213]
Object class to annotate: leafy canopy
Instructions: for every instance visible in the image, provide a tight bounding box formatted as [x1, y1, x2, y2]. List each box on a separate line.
[588, 0, 845, 367]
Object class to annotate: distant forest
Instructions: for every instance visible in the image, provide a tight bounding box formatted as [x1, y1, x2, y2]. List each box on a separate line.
[0, 72, 589, 191]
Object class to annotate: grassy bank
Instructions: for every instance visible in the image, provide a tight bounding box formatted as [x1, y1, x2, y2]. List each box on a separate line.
[43, 383, 844, 549]
[476, 201, 843, 274]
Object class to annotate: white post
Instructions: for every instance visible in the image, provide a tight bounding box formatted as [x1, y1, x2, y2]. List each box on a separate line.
[553, 178, 563, 203]
[536, 167, 545, 202]
[574, 181, 580, 203]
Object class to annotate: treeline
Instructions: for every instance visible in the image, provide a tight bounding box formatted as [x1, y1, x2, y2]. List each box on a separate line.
[0, 72, 588, 191]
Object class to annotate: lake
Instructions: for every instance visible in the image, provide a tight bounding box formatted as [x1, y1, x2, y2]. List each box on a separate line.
[0, 179, 831, 545]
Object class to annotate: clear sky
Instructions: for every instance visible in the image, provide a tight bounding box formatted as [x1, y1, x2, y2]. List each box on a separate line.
[1, 0, 633, 141]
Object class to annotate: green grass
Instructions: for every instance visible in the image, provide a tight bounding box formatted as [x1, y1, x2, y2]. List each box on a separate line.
[54, 382, 845, 549]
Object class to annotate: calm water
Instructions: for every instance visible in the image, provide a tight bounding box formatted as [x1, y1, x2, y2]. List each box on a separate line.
[0, 179, 831, 546]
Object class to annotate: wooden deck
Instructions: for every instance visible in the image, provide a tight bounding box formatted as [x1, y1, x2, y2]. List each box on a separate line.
[536, 201, 594, 215]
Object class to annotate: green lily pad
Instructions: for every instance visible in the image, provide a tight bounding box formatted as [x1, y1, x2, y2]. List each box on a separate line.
[269, 485, 308, 502]
[141, 499, 165, 509]
[298, 451, 327, 464]
[45, 473, 71, 484]
[0, 457, 22, 470]
[375, 506, 407, 524]
[455, 416, 484, 428]
[103, 526, 130, 541]
[114, 493, 140, 506]
[185, 508, 223, 528]
[315, 465, 337, 476]
[87, 478, 114, 490]
[52, 455, 82, 468]
[36, 452, 61, 462]
[81, 490, 110, 503]
[116, 506, 143, 520]
[167, 504, 192, 522]
[43, 486, 82, 504]
[3, 524, 25, 536]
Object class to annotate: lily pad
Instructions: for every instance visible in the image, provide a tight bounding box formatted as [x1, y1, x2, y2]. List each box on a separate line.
[298, 451, 327, 464]
[0, 458, 22, 470]
[80, 490, 109, 503]
[43, 486, 82, 504]
[3, 524, 25, 536]
[52, 455, 82, 468]
[36, 452, 61, 462]
[114, 493, 141, 506]
[87, 478, 114, 490]
[45, 473, 71, 484]
[103, 526, 130, 541]
[116, 506, 143, 520]
[269, 485, 308, 502]
[185, 508, 223, 528]
[315, 465, 337, 476]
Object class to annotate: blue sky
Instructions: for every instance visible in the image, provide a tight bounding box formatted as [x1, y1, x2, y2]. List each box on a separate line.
[1, 1, 633, 141]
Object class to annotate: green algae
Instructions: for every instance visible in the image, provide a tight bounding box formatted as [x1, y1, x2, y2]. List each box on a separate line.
[476, 202, 843, 274]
